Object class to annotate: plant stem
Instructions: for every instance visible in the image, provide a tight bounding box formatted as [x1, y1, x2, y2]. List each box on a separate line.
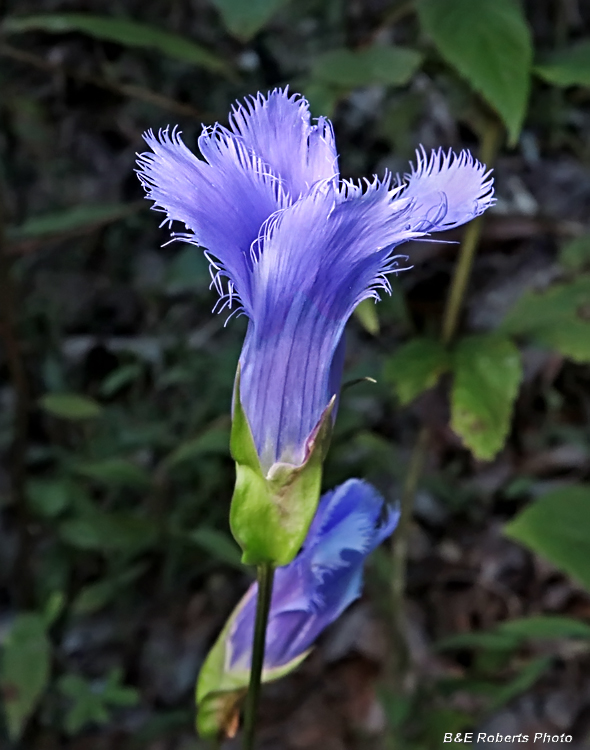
[389, 425, 429, 681]
[242, 562, 275, 750]
[441, 118, 502, 345]
[0, 42, 211, 121]
[387, 115, 502, 721]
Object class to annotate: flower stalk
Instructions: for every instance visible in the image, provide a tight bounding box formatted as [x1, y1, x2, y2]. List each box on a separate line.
[242, 563, 275, 750]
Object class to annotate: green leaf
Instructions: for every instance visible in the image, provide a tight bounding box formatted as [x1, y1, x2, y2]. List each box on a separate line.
[504, 484, 590, 591]
[490, 656, 552, 712]
[229, 368, 333, 566]
[27, 478, 72, 518]
[43, 591, 66, 627]
[162, 426, 230, 471]
[5, 203, 139, 247]
[498, 615, 590, 640]
[59, 512, 158, 554]
[501, 276, 590, 363]
[58, 669, 139, 735]
[383, 337, 450, 406]
[210, 0, 290, 41]
[2, 14, 231, 76]
[72, 564, 147, 615]
[39, 392, 102, 420]
[165, 246, 210, 294]
[311, 44, 423, 88]
[437, 632, 520, 652]
[417, 0, 532, 143]
[74, 458, 151, 489]
[354, 299, 380, 335]
[0, 614, 51, 740]
[100, 363, 143, 398]
[535, 39, 590, 88]
[438, 616, 590, 654]
[302, 80, 343, 118]
[450, 334, 522, 460]
[186, 527, 243, 569]
[559, 234, 590, 272]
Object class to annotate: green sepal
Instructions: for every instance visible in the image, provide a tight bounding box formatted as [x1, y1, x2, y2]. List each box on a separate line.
[229, 366, 334, 566]
[195, 590, 310, 739]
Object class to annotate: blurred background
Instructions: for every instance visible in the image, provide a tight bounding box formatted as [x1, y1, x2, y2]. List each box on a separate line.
[1, 0, 590, 748]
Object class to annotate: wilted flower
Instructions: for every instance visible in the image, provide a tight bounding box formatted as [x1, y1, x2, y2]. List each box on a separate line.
[137, 89, 494, 473]
[226, 478, 398, 670]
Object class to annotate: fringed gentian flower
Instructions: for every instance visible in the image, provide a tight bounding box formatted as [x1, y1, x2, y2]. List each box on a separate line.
[137, 89, 494, 475]
[227, 478, 398, 670]
[195, 478, 397, 736]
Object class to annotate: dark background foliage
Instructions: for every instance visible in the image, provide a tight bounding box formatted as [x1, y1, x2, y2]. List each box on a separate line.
[1, 0, 590, 748]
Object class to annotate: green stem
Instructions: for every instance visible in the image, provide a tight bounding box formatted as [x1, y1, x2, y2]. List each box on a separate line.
[441, 117, 502, 345]
[387, 115, 502, 732]
[389, 426, 429, 681]
[242, 562, 275, 750]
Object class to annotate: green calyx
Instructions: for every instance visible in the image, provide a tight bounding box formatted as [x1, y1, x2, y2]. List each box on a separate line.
[229, 367, 334, 567]
[195, 589, 310, 739]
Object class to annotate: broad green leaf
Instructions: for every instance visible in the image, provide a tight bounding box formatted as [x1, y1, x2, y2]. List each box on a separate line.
[303, 80, 343, 118]
[383, 337, 449, 406]
[417, 0, 532, 143]
[39, 392, 102, 420]
[535, 39, 590, 88]
[210, 0, 290, 41]
[187, 527, 243, 569]
[2, 14, 231, 76]
[27, 478, 72, 517]
[501, 276, 590, 363]
[312, 44, 423, 88]
[0, 614, 51, 740]
[451, 334, 522, 460]
[559, 234, 590, 271]
[504, 484, 590, 591]
[74, 458, 151, 489]
[354, 299, 379, 335]
[5, 203, 138, 247]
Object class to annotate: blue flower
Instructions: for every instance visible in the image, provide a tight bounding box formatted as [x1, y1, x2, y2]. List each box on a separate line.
[137, 89, 494, 472]
[226, 479, 398, 671]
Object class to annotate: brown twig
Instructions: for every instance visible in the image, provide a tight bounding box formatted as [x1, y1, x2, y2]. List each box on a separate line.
[0, 188, 34, 608]
[0, 42, 211, 121]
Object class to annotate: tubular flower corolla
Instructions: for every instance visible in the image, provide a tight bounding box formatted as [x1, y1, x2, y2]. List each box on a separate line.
[227, 478, 398, 671]
[137, 89, 494, 472]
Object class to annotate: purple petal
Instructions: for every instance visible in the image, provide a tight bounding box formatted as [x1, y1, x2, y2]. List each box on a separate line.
[401, 147, 495, 232]
[228, 479, 398, 670]
[136, 126, 286, 314]
[240, 179, 416, 468]
[228, 88, 339, 200]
